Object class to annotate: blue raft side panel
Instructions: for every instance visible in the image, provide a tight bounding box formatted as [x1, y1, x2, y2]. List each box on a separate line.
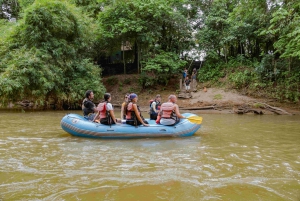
[61, 113, 201, 139]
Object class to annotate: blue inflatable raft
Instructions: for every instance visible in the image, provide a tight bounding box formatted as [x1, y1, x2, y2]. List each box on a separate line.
[61, 113, 202, 139]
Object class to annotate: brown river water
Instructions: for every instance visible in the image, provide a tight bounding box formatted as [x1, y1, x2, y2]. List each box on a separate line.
[0, 110, 299, 201]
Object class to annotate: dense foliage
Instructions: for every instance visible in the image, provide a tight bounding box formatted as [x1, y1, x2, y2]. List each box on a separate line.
[196, 0, 300, 103]
[0, 0, 105, 108]
[0, 0, 300, 108]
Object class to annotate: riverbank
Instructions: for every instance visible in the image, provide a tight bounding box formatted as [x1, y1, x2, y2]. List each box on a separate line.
[1, 74, 299, 115]
[103, 74, 300, 115]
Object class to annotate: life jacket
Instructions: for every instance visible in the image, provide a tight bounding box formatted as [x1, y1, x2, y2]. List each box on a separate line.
[160, 102, 176, 119]
[126, 102, 135, 120]
[82, 98, 95, 116]
[97, 102, 109, 119]
[126, 102, 143, 120]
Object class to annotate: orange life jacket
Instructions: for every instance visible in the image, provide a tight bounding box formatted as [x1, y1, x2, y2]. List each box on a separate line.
[126, 102, 135, 120]
[160, 102, 176, 119]
[97, 102, 108, 119]
[126, 102, 142, 120]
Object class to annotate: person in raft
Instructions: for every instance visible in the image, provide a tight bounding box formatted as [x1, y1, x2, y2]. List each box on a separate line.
[120, 93, 130, 120]
[149, 94, 161, 120]
[93, 93, 118, 125]
[82, 90, 99, 121]
[124, 93, 149, 126]
[156, 95, 186, 126]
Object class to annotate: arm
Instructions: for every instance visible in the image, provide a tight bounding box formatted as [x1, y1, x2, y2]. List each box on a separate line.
[174, 104, 185, 119]
[152, 102, 157, 113]
[107, 103, 118, 124]
[109, 110, 118, 124]
[93, 111, 100, 122]
[133, 104, 149, 126]
[155, 110, 161, 124]
[120, 103, 125, 120]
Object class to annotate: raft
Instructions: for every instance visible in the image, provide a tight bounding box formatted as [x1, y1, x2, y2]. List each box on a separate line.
[61, 113, 202, 139]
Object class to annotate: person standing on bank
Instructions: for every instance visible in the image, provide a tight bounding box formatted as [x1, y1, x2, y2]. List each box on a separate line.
[157, 95, 185, 126]
[124, 93, 149, 126]
[82, 90, 98, 121]
[185, 76, 191, 93]
[93, 93, 118, 125]
[182, 68, 188, 86]
[149, 94, 161, 120]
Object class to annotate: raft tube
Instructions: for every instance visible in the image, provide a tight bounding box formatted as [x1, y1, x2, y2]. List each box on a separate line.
[61, 113, 201, 139]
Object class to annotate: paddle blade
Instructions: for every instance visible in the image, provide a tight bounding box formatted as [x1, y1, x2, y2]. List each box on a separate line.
[187, 116, 203, 124]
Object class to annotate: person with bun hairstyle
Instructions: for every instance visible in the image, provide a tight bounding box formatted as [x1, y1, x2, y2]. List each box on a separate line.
[124, 93, 149, 127]
[120, 93, 130, 120]
[93, 93, 118, 125]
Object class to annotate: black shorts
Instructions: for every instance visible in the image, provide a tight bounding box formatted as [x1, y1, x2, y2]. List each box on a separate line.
[100, 117, 115, 125]
[126, 119, 149, 126]
[150, 113, 158, 120]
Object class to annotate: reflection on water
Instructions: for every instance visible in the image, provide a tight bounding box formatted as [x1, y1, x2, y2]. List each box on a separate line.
[0, 111, 300, 200]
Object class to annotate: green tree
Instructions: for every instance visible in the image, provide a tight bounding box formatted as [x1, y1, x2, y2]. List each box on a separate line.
[267, 1, 300, 59]
[141, 50, 187, 86]
[97, 0, 193, 74]
[0, 0, 105, 108]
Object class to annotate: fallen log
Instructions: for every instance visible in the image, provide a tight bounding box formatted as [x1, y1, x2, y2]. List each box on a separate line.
[234, 107, 263, 115]
[181, 106, 215, 110]
[254, 102, 291, 115]
[245, 109, 264, 115]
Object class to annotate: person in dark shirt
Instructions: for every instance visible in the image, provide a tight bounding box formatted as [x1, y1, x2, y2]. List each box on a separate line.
[82, 90, 98, 121]
[185, 76, 191, 93]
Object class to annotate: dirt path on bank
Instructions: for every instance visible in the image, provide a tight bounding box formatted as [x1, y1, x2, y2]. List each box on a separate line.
[103, 75, 300, 115]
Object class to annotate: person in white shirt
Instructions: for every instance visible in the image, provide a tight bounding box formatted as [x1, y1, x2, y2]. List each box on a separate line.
[93, 93, 118, 125]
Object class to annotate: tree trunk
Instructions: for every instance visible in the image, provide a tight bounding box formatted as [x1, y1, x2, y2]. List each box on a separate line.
[137, 44, 140, 74]
[123, 47, 126, 74]
[134, 41, 139, 73]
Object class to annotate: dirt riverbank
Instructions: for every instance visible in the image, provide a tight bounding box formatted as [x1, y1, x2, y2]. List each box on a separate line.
[103, 74, 300, 115]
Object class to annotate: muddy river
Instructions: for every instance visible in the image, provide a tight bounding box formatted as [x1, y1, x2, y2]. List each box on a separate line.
[0, 110, 299, 200]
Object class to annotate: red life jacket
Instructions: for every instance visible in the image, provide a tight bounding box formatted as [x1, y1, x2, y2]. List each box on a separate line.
[126, 102, 142, 120]
[126, 102, 135, 120]
[160, 102, 176, 119]
[97, 102, 107, 119]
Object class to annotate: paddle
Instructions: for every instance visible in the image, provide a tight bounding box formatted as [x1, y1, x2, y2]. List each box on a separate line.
[187, 116, 203, 124]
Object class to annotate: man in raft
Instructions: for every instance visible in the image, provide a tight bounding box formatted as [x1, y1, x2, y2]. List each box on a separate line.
[82, 90, 98, 121]
[157, 95, 186, 126]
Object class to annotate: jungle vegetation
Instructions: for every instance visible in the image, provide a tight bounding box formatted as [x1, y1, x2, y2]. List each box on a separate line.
[0, 0, 299, 108]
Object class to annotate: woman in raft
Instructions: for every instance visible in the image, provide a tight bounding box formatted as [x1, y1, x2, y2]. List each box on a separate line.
[124, 93, 149, 127]
[93, 93, 118, 125]
[120, 93, 130, 120]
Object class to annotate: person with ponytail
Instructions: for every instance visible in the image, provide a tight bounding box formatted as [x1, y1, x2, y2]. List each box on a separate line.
[93, 93, 118, 125]
[124, 93, 149, 127]
[120, 93, 130, 120]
